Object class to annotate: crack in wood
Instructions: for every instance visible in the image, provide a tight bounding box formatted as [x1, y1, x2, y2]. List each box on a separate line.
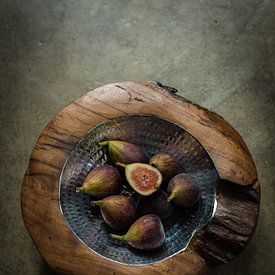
[30, 157, 60, 170]
[73, 101, 110, 119]
[41, 133, 76, 147]
[94, 98, 128, 115]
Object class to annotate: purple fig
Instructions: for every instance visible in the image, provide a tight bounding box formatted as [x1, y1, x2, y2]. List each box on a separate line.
[116, 162, 162, 196]
[137, 190, 174, 220]
[110, 214, 165, 250]
[167, 174, 200, 207]
[99, 140, 147, 164]
[92, 195, 136, 230]
[76, 165, 121, 198]
[149, 153, 178, 181]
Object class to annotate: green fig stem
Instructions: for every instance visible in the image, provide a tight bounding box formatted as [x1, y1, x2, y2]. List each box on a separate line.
[116, 162, 126, 168]
[76, 187, 84, 193]
[99, 141, 109, 147]
[91, 200, 104, 206]
[109, 234, 125, 241]
[167, 192, 176, 202]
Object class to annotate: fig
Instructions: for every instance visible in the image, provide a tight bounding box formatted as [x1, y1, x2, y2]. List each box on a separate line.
[116, 162, 162, 196]
[149, 153, 178, 181]
[137, 190, 174, 220]
[76, 165, 121, 198]
[92, 195, 136, 230]
[99, 140, 147, 164]
[110, 214, 165, 250]
[167, 173, 200, 207]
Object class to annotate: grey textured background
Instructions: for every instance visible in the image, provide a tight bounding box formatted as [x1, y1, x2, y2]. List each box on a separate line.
[1, 0, 274, 274]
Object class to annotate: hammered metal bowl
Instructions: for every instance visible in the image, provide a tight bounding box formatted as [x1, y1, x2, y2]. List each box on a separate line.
[59, 114, 219, 265]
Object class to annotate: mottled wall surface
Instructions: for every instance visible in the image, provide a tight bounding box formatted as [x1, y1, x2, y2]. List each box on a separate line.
[0, 1, 274, 274]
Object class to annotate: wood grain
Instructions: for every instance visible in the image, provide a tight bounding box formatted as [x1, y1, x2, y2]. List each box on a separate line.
[21, 81, 260, 274]
[191, 179, 260, 266]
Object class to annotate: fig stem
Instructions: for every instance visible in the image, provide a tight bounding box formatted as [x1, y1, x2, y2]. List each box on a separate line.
[99, 141, 109, 147]
[91, 200, 104, 206]
[76, 187, 83, 193]
[110, 234, 125, 241]
[116, 162, 126, 168]
[167, 192, 176, 202]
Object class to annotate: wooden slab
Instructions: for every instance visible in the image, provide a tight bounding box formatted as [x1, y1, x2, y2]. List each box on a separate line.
[21, 81, 260, 274]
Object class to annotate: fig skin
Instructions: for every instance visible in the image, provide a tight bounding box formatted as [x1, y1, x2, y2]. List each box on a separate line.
[149, 153, 178, 181]
[76, 165, 121, 198]
[110, 214, 165, 250]
[92, 195, 136, 230]
[167, 173, 200, 207]
[116, 162, 162, 196]
[137, 190, 174, 220]
[99, 140, 147, 164]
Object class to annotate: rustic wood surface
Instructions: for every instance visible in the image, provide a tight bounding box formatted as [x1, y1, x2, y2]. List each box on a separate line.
[21, 81, 260, 274]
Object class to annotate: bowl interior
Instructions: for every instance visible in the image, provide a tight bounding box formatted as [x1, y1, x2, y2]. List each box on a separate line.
[59, 114, 219, 265]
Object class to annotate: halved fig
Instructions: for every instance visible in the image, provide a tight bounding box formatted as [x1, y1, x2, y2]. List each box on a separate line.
[116, 162, 162, 196]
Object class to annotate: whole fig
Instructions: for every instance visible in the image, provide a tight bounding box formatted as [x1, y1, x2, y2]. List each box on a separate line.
[99, 140, 147, 164]
[76, 165, 121, 198]
[167, 173, 200, 207]
[110, 214, 165, 250]
[92, 195, 136, 230]
[149, 153, 178, 181]
[137, 190, 174, 220]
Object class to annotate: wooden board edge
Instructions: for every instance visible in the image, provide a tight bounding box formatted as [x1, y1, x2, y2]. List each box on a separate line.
[141, 80, 258, 186]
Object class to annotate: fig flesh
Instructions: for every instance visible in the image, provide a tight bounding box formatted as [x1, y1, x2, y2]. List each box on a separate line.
[99, 140, 147, 164]
[149, 153, 178, 181]
[137, 190, 174, 220]
[167, 173, 200, 207]
[76, 165, 121, 198]
[116, 162, 162, 196]
[92, 195, 136, 230]
[110, 214, 165, 250]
